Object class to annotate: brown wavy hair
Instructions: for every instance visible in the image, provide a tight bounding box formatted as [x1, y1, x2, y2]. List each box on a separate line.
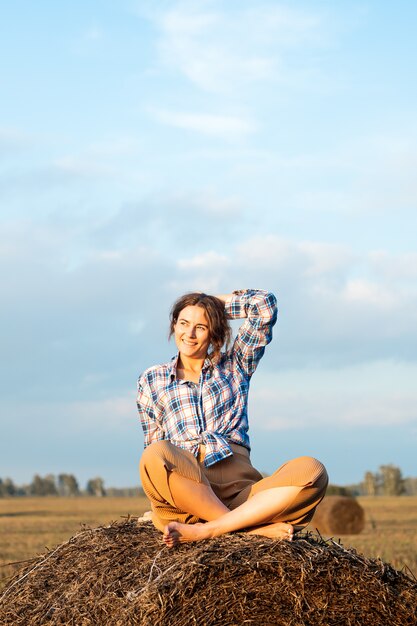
[169, 292, 232, 363]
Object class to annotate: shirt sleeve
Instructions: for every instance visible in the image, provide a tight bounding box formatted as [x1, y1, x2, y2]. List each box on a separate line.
[224, 289, 278, 377]
[137, 375, 165, 448]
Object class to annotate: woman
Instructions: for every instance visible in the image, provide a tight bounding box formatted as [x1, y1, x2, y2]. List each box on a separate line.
[137, 289, 328, 548]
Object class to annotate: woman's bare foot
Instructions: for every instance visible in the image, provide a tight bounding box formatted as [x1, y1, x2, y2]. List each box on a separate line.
[163, 520, 294, 548]
[246, 521, 294, 540]
[163, 521, 212, 547]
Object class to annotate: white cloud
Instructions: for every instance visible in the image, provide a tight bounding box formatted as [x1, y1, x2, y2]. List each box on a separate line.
[298, 241, 354, 277]
[231, 235, 417, 310]
[192, 191, 242, 217]
[86, 136, 139, 158]
[177, 250, 230, 270]
[173, 251, 231, 294]
[0, 127, 34, 154]
[151, 2, 325, 94]
[151, 109, 257, 137]
[235, 236, 354, 277]
[90, 190, 244, 256]
[53, 155, 117, 178]
[69, 393, 136, 430]
[51, 136, 142, 180]
[369, 250, 417, 282]
[291, 131, 417, 216]
[235, 235, 295, 269]
[157, 6, 272, 92]
[341, 278, 396, 310]
[2, 392, 137, 433]
[249, 360, 417, 430]
[176, 233, 417, 365]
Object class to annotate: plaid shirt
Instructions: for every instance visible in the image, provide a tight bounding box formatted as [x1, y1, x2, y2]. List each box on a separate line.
[137, 289, 277, 467]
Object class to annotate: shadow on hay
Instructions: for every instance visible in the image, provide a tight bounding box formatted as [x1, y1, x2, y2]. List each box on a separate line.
[0, 518, 416, 626]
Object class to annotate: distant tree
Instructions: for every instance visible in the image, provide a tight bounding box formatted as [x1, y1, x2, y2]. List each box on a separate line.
[403, 477, 417, 495]
[29, 474, 58, 496]
[363, 471, 379, 496]
[18, 483, 32, 496]
[379, 464, 405, 496]
[86, 477, 106, 497]
[29, 475, 44, 496]
[0, 477, 17, 497]
[57, 474, 80, 497]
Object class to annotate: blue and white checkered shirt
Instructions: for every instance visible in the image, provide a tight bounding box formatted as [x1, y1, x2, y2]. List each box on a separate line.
[137, 289, 277, 467]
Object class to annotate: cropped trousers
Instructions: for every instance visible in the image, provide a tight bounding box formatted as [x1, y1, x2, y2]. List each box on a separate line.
[139, 440, 328, 532]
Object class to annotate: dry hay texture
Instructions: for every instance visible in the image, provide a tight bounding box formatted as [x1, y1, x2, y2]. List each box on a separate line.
[0, 519, 416, 626]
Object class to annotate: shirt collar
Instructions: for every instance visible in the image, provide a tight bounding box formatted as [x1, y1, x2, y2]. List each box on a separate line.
[168, 354, 179, 381]
[168, 353, 213, 381]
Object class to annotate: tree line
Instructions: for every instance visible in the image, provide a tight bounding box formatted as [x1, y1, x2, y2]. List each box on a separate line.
[327, 464, 417, 497]
[1, 464, 415, 498]
[0, 474, 144, 497]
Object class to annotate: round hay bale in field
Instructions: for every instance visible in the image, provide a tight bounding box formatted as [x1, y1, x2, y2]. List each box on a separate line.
[0, 519, 415, 626]
[311, 495, 365, 535]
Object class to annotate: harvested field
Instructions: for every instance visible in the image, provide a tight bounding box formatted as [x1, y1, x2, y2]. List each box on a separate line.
[0, 496, 149, 588]
[0, 519, 416, 626]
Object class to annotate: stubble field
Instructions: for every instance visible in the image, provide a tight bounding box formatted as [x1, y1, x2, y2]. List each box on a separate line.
[1, 495, 416, 590]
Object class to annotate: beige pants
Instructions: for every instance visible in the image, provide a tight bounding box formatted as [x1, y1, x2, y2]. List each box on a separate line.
[139, 440, 328, 532]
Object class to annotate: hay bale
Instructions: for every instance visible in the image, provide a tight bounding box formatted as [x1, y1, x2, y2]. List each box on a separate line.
[0, 519, 415, 626]
[311, 495, 365, 535]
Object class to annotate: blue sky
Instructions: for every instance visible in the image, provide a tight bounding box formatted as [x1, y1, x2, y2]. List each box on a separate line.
[1, 0, 417, 488]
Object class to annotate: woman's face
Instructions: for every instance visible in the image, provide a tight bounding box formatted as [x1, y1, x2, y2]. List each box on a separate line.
[174, 305, 211, 361]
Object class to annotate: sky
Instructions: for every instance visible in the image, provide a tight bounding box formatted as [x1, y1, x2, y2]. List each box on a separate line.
[1, 0, 417, 489]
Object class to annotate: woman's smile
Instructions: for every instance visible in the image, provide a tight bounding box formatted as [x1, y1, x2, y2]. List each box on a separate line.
[174, 305, 211, 359]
